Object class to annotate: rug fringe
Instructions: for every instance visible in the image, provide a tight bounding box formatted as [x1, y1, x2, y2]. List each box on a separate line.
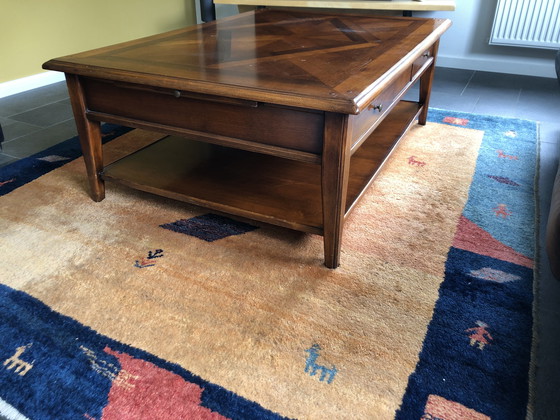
[0, 398, 30, 420]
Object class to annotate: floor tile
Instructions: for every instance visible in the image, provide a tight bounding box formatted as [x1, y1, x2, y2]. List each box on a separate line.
[516, 75, 560, 92]
[0, 82, 69, 117]
[0, 119, 77, 158]
[539, 141, 559, 214]
[402, 84, 419, 102]
[473, 89, 521, 118]
[0, 118, 43, 142]
[539, 122, 560, 145]
[516, 89, 560, 124]
[429, 90, 480, 113]
[0, 153, 18, 167]
[467, 70, 529, 90]
[9, 100, 73, 128]
[432, 67, 474, 95]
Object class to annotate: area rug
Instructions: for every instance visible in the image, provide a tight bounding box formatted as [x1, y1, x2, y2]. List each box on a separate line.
[0, 109, 538, 419]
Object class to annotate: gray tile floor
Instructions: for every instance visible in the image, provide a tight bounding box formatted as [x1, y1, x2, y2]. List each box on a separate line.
[0, 68, 559, 419]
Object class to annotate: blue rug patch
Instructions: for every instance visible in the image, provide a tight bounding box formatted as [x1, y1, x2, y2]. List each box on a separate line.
[0, 124, 131, 197]
[432, 109, 537, 258]
[160, 213, 258, 242]
[395, 109, 537, 419]
[395, 249, 533, 419]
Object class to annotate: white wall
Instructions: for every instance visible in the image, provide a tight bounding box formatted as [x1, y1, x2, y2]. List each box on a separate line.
[415, 0, 557, 78]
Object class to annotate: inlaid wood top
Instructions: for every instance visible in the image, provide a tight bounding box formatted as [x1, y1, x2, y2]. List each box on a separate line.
[43, 10, 451, 114]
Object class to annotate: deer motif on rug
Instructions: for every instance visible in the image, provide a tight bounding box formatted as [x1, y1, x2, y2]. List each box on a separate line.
[304, 344, 337, 384]
[3, 343, 34, 376]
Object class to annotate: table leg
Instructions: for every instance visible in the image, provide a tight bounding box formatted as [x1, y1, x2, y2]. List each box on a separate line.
[418, 39, 440, 125]
[322, 113, 351, 269]
[65, 74, 105, 202]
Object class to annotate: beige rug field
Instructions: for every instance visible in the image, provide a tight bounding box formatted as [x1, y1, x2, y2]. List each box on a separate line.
[0, 121, 483, 419]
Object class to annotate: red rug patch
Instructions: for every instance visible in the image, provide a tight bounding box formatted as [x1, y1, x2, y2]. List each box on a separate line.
[100, 347, 227, 419]
[452, 215, 533, 268]
[424, 394, 490, 420]
[443, 116, 469, 126]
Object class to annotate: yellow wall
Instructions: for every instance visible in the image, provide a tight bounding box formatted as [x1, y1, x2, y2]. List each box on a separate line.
[1, 0, 196, 83]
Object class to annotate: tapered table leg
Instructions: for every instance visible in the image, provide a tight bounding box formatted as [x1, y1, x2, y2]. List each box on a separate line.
[65, 74, 104, 202]
[321, 113, 351, 269]
[418, 39, 440, 125]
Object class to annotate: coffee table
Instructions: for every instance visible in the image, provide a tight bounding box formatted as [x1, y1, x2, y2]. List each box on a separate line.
[43, 10, 451, 268]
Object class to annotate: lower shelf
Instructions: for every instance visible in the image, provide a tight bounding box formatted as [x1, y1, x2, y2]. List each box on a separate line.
[103, 137, 324, 233]
[102, 100, 422, 234]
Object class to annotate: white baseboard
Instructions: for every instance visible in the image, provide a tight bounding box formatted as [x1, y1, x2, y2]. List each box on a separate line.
[436, 55, 556, 79]
[0, 72, 66, 99]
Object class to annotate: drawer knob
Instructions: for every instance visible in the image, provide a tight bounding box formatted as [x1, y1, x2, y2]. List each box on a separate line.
[173, 90, 181, 98]
[368, 104, 383, 112]
[423, 52, 431, 58]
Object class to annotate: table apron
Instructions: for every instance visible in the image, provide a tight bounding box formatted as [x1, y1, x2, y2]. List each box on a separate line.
[81, 78, 325, 156]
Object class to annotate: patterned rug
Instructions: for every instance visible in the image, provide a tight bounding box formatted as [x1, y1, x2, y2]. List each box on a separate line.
[0, 109, 538, 419]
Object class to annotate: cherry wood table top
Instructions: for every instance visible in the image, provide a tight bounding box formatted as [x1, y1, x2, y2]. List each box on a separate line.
[44, 10, 450, 114]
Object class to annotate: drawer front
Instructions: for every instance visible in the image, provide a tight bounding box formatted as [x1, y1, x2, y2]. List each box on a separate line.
[82, 78, 325, 154]
[349, 68, 411, 146]
[412, 46, 435, 80]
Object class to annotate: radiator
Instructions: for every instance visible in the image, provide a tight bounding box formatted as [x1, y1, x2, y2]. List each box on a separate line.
[490, 0, 560, 49]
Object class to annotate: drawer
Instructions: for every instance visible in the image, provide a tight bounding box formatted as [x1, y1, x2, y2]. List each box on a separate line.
[412, 46, 435, 80]
[349, 68, 411, 147]
[82, 78, 325, 155]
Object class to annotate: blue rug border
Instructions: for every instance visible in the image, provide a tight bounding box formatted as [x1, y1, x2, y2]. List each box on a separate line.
[0, 124, 132, 197]
[0, 283, 290, 420]
[394, 108, 538, 419]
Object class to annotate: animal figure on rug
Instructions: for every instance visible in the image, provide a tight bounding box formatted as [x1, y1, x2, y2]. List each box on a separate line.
[496, 150, 518, 160]
[3, 343, 34, 376]
[134, 249, 164, 268]
[408, 156, 426, 167]
[304, 344, 337, 384]
[493, 204, 511, 218]
[465, 321, 493, 350]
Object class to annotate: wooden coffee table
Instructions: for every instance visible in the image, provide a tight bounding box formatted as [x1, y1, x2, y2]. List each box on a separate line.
[43, 10, 450, 268]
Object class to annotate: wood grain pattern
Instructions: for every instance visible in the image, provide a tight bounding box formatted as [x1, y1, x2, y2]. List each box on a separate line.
[82, 78, 325, 155]
[65, 74, 104, 201]
[44, 10, 451, 114]
[322, 112, 351, 268]
[102, 137, 325, 233]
